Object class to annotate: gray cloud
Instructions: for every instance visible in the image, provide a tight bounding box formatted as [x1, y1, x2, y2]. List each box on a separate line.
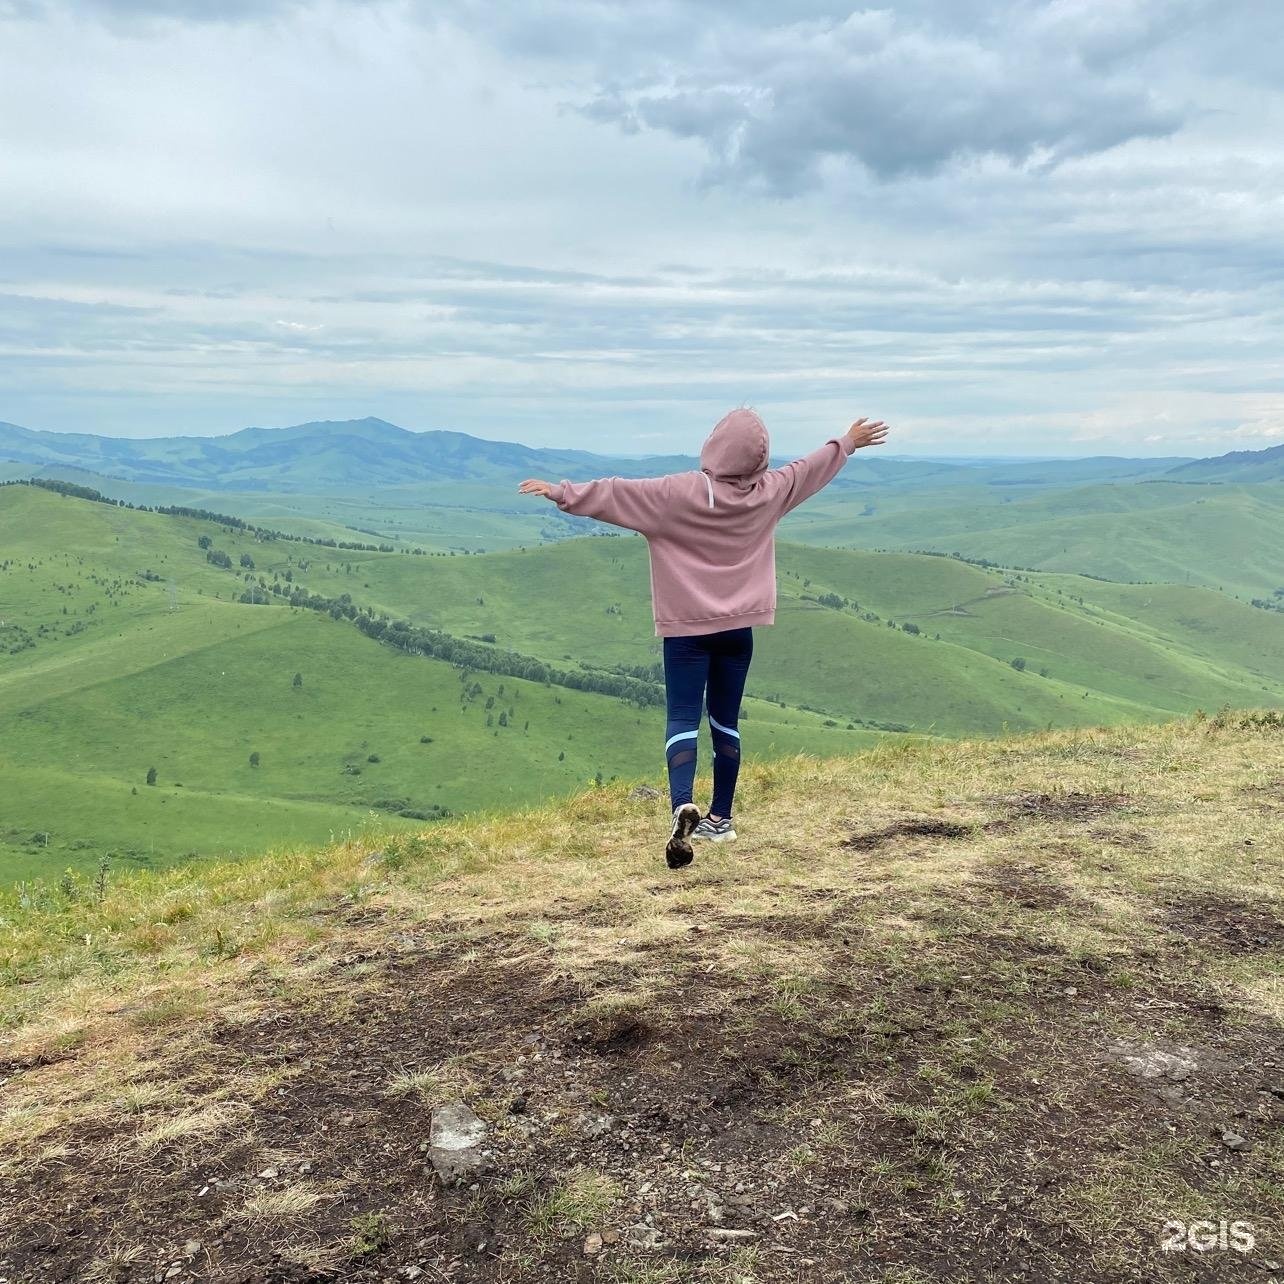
[0, 0, 1281, 452]
[570, 4, 1190, 191]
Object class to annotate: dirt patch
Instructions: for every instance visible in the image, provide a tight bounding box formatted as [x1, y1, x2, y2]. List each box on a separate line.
[988, 790, 1133, 822]
[971, 861, 1080, 911]
[1243, 778, 1284, 796]
[1159, 892, 1284, 955]
[842, 815, 975, 851]
[4, 906, 1282, 1284]
[1087, 824, 1154, 849]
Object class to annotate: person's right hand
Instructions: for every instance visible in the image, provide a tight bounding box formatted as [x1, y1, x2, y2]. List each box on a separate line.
[847, 417, 889, 449]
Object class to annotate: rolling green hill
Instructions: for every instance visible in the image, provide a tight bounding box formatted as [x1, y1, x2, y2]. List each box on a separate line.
[786, 479, 1284, 598]
[4, 481, 1283, 882]
[0, 417, 700, 492]
[0, 485, 863, 882]
[7, 420, 1280, 593]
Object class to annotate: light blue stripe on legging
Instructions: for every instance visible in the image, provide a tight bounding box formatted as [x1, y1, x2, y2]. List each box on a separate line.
[664, 729, 700, 754]
[708, 713, 740, 739]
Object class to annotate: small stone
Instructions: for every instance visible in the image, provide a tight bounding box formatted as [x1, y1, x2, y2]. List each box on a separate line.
[429, 1102, 489, 1181]
[629, 785, 662, 801]
[706, 1228, 759, 1242]
[256, 1168, 278, 1179]
[578, 1110, 616, 1139]
[624, 1224, 665, 1250]
[182, 1241, 201, 1258]
[1221, 1131, 1251, 1152]
[583, 1233, 603, 1256]
[1111, 1042, 1198, 1083]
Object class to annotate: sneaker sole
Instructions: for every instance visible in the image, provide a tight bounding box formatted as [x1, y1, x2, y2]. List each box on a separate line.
[666, 804, 700, 870]
[692, 829, 737, 843]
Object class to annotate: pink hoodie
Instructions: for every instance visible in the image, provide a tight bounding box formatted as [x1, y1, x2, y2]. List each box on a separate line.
[547, 409, 856, 637]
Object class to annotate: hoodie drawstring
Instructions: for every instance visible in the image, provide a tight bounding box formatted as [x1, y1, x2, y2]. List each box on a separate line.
[703, 473, 715, 510]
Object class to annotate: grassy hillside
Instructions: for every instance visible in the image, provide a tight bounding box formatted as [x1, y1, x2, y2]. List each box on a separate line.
[0, 485, 866, 881]
[11, 437, 1283, 589]
[6, 481, 1284, 885]
[1, 715, 1281, 1281]
[786, 481, 1284, 599]
[5, 482, 1283, 882]
[278, 528, 1284, 731]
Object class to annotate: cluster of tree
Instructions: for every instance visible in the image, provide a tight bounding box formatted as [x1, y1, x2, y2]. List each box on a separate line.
[6, 477, 109, 503]
[368, 797, 451, 820]
[1010, 657, 1051, 677]
[899, 547, 1020, 571]
[239, 574, 662, 705]
[363, 615, 664, 706]
[596, 659, 664, 684]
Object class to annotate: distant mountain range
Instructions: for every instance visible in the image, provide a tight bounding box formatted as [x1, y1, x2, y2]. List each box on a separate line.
[1163, 441, 1284, 483]
[1, 415, 1278, 493]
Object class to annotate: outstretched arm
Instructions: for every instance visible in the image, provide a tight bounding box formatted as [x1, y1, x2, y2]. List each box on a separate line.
[518, 474, 672, 536]
[772, 417, 889, 514]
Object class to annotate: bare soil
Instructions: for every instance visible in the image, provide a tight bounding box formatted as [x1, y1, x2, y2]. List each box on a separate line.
[3, 870, 1281, 1284]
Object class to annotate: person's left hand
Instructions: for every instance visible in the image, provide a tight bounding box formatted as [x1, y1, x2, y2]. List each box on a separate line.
[518, 479, 554, 497]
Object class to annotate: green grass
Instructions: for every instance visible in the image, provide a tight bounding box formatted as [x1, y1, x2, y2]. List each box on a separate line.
[1, 717, 1281, 1281]
[785, 479, 1284, 599]
[4, 481, 1283, 881]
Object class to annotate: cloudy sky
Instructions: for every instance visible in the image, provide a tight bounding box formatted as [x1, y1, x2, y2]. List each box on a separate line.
[1, 0, 1282, 456]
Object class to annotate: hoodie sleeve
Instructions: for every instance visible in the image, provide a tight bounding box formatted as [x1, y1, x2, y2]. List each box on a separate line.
[547, 475, 672, 536]
[770, 436, 856, 514]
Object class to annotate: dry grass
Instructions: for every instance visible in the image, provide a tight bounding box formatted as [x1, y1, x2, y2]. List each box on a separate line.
[235, 1181, 329, 1222]
[132, 1100, 246, 1154]
[2, 714, 1282, 1281]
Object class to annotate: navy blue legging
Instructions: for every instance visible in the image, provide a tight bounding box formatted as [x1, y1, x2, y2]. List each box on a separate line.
[662, 627, 753, 817]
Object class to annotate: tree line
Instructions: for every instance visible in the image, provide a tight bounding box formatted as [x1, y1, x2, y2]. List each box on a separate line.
[232, 572, 665, 707]
[6, 478, 397, 554]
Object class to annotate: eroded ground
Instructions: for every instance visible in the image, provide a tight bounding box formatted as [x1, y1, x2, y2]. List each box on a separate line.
[2, 720, 1282, 1282]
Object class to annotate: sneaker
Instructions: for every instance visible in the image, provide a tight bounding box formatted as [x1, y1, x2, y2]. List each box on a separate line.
[692, 815, 737, 843]
[666, 803, 701, 869]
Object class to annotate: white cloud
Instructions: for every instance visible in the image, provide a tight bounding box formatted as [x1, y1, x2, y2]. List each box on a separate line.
[0, 0, 1281, 455]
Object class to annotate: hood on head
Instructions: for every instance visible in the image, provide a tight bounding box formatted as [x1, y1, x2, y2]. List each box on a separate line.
[700, 408, 769, 482]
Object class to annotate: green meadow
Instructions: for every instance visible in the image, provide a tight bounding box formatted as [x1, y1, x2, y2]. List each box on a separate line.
[786, 479, 1284, 598]
[3, 480, 1283, 881]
